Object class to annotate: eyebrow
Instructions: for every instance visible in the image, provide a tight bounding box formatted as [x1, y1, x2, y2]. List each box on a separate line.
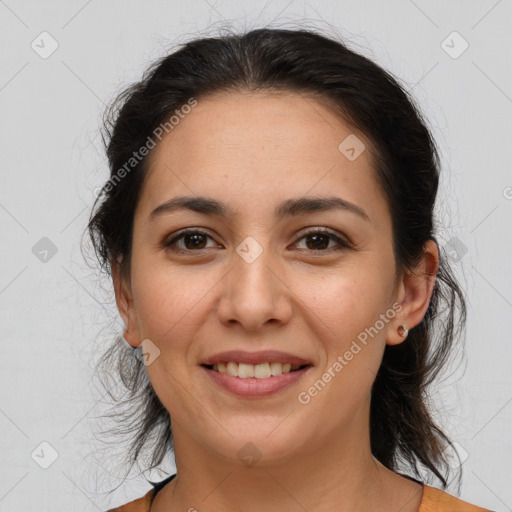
[149, 195, 370, 223]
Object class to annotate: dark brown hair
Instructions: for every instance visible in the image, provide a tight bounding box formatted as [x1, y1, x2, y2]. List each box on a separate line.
[85, 26, 467, 491]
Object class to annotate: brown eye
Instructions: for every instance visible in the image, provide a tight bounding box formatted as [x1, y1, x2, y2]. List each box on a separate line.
[181, 232, 208, 250]
[305, 233, 330, 250]
[162, 229, 218, 252]
[295, 228, 352, 252]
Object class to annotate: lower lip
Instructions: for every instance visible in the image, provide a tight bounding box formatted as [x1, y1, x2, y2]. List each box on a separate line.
[201, 365, 312, 397]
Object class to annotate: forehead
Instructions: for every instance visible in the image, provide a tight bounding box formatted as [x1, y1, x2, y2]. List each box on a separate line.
[137, 91, 388, 225]
[149, 91, 365, 167]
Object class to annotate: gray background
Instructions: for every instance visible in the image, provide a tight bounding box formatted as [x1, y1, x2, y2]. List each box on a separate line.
[1, 0, 511, 510]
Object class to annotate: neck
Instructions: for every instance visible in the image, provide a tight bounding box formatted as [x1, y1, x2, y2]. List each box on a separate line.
[150, 413, 423, 512]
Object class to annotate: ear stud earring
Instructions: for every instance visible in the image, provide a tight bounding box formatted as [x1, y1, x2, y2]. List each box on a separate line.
[397, 325, 408, 338]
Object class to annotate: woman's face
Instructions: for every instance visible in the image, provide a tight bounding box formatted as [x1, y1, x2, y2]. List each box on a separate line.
[116, 91, 421, 464]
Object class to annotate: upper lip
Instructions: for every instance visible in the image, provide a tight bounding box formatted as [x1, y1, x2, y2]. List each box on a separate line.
[200, 350, 312, 367]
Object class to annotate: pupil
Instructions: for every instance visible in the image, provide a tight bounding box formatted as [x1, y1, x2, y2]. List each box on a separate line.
[185, 234, 206, 249]
[307, 234, 328, 250]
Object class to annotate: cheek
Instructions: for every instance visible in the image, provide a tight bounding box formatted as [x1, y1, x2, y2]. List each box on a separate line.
[291, 265, 391, 395]
[293, 265, 391, 341]
[294, 277, 388, 427]
[131, 262, 215, 344]
[130, 265, 213, 411]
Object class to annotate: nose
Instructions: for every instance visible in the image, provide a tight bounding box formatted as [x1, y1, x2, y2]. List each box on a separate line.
[216, 242, 293, 332]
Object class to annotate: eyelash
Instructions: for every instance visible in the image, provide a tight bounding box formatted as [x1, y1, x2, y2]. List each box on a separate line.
[161, 227, 353, 254]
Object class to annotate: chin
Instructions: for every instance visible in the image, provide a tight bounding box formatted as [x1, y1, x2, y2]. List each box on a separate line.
[206, 424, 305, 467]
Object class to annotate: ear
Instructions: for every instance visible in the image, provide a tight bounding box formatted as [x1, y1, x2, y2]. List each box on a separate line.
[112, 256, 141, 348]
[387, 239, 439, 346]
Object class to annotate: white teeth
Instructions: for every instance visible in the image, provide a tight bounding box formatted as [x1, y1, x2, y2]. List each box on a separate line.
[270, 362, 282, 376]
[211, 361, 301, 378]
[226, 361, 238, 377]
[254, 362, 271, 379]
[238, 363, 254, 378]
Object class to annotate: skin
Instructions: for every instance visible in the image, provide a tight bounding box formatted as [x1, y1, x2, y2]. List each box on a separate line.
[113, 91, 439, 512]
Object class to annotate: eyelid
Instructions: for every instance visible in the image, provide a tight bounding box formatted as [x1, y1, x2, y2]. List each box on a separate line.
[161, 226, 353, 253]
[294, 226, 351, 243]
[161, 227, 220, 251]
[293, 226, 353, 250]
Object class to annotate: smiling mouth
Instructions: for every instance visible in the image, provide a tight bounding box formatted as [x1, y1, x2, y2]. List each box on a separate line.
[202, 362, 310, 379]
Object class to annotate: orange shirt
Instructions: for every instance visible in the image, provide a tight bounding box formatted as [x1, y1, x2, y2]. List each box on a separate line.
[107, 477, 492, 512]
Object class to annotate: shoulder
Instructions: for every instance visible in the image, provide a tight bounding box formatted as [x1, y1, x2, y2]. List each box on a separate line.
[106, 481, 493, 512]
[106, 488, 155, 512]
[106, 474, 176, 512]
[419, 484, 492, 512]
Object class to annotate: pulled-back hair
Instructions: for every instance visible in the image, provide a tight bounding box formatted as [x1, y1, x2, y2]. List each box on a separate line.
[86, 26, 466, 490]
